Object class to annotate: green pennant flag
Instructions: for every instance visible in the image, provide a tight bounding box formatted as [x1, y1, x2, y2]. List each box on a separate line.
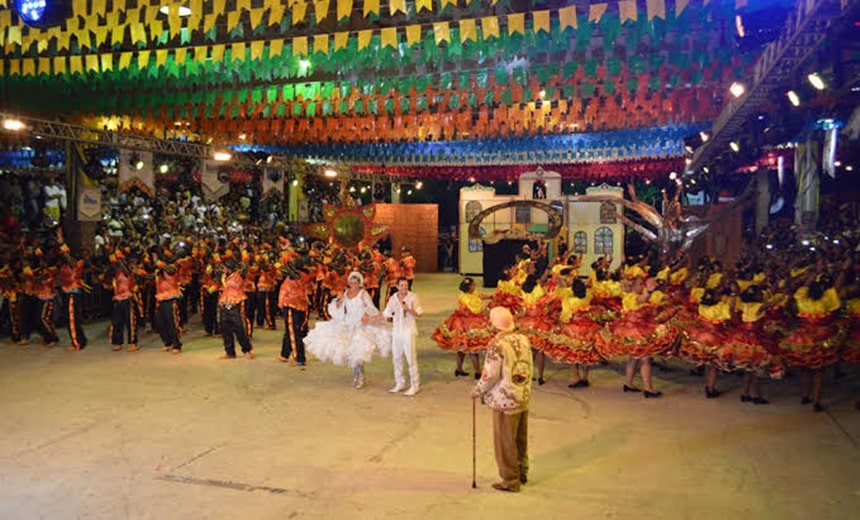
[628, 55, 645, 74]
[354, 99, 364, 114]
[576, 16, 592, 50]
[581, 82, 594, 98]
[607, 56, 621, 77]
[500, 90, 512, 104]
[522, 87, 532, 100]
[283, 84, 295, 100]
[563, 84, 575, 99]
[384, 98, 394, 114]
[399, 76, 413, 95]
[400, 97, 410, 113]
[231, 104, 241, 119]
[292, 103, 303, 116]
[322, 101, 333, 116]
[584, 59, 597, 78]
[321, 81, 335, 98]
[276, 103, 286, 117]
[306, 102, 316, 117]
[251, 87, 263, 104]
[562, 61, 577, 79]
[439, 72, 453, 90]
[648, 76, 661, 92]
[338, 100, 349, 114]
[467, 92, 477, 107]
[261, 104, 272, 118]
[604, 79, 616, 95]
[691, 70, 703, 85]
[458, 71, 471, 90]
[237, 88, 249, 104]
[415, 76, 430, 93]
[512, 66, 526, 85]
[416, 96, 427, 111]
[626, 77, 638, 93]
[483, 90, 494, 105]
[368, 99, 378, 115]
[649, 54, 665, 73]
[448, 94, 460, 110]
[476, 70, 489, 89]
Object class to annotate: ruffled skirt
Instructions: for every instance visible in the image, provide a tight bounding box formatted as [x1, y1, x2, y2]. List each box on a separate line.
[595, 308, 679, 361]
[432, 310, 493, 352]
[305, 320, 392, 368]
[544, 317, 603, 365]
[778, 318, 845, 369]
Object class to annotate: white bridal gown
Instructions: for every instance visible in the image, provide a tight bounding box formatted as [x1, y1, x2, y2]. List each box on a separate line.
[305, 290, 392, 368]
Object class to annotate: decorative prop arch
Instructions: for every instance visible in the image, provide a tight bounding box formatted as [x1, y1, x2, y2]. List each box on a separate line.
[468, 200, 564, 245]
[305, 199, 390, 249]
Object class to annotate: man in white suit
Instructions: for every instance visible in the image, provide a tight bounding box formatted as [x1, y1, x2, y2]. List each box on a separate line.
[383, 277, 423, 396]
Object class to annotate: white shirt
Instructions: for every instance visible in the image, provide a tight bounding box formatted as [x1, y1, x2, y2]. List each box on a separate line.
[383, 291, 422, 336]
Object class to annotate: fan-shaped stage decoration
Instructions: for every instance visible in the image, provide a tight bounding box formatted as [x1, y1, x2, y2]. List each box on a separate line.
[305, 198, 390, 249]
[468, 200, 564, 245]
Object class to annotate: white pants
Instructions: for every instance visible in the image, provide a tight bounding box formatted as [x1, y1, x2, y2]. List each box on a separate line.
[392, 332, 419, 390]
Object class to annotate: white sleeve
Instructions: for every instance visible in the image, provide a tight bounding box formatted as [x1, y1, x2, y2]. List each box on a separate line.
[361, 290, 380, 316]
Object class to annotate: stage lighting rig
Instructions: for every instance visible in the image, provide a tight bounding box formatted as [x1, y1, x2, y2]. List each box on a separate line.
[14, 0, 71, 29]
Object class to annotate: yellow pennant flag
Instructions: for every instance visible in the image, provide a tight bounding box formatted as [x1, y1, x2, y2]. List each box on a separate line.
[204, 14, 217, 32]
[73, 0, 86, 17]
[619, 0, 637, 23]
[193, 46, 207, 63]
[111, 24, 126, 46]
[130, 23, 146, 45]
[406, 25, 422, 46]
[250, 7, 265, 28]
[415, 0, 432, 13]
[86, 54, 100, 72]
[533, 10, 549, 34]
[380, 27, 397, 48]
[39, 58, 50, 75]
[357, 30, 372, 50]
[293, 36, 308, 56]
[314, 0, 331, 22]
[251, 40, 265, 60]
[292, 2, 308, 25]
[92, 0, 105, 16]
[175, 47, 188, 65]
[228, 11, 241, 32]
[155, 49, 168, 68]
[210, 45, 224, 63]
[481, 16, 499, 39]
[7, 25, 21, 47]
[334, 32, 349, 50]
[37, 35, 50, 53]
[389, 0, 406, 15]
[647, 0, 666, 20]
[53, 56, 67, 75]
[69, 56, 83, 75]
[137, 50, 151, 70]
[149, 20, 163, 42]
[589, 3, 607, 23]
[22, 58, 35, 77]
[231, 42, 246, 62]
[676, 0, 690, 15]
[236, 0, 250, 11]
[363, 0, 380, 17]
[313, 34, 329, 54]
[214, 0, 226, 16]
[336, 0, 353, 20]
[169, 8, 181, 38]
[7, 59, 19, 76]
[270, 39, 284, 57]
[94, 26, 110, 46]
[119, 52, 133, 69]
[440, 0, 456, 8]
[433, 22, 450, 44]
[460, 19, 477, 43]
[507, 13, 525, 36]
[269, 3, 286, 25]
[101, 53, 113, 72]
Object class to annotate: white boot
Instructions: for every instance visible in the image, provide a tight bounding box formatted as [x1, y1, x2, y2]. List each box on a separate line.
[403, 386, 419, 396]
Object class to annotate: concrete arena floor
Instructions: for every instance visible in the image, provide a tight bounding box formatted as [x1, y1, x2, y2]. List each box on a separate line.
[1, 273, 860, 520]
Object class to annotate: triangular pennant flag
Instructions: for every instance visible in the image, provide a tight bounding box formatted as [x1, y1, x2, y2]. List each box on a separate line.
[313, 34, 330, 54]
[460, 19, 477, 43]
[619, 0, 637, 23]
[416, 0, 432, 13]
[314, 0, 330, 22]
[389, 0, 406, 15]
[380, 27, 397, 49]
[357, 30, 372, 50]
[507, 13, 525, 35]
[647, 0, 666, 20]
[270, 39, 284, 57]
[293, 36, 308, 56]
[533, 10, 549, 34]
[363, 0, 380, 17]
[433, 22, 450, 44]
[292, 2, 308, 24]
[337, 0, 353, 21]
[589, 3, 607, 23]
[481, 16, 499, 39]
[406, 25, 422, 46]
[334, 32, 349, 50]
[558, 5, 577, 31]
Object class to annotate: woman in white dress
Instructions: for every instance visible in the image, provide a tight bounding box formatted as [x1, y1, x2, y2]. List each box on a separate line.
[305, 271, 391, 388]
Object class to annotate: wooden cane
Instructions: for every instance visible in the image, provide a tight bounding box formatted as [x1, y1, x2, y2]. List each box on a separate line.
[472, 397, 477, 489]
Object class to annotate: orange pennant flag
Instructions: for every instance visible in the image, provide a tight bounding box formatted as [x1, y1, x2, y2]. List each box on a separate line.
[647, 0, 666, 20]
[589, 3, 607, 23]
[619, 0, 637, 23]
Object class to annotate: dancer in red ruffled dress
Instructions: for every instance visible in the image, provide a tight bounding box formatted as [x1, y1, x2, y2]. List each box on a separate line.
[547, 279, 607, 389]
[517, 273, 560, 386]
[678, 289, 733, 398]
[432, 277, 492, 380]
[728, 285, 785, 405]
[780, 275, 844, 412]
[596, 276, 678, 398]
[489, 266, 524, 316]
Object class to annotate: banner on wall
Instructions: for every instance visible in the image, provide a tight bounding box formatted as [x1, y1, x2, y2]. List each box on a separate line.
[77, 187, 102, 221]
[201, 160, 229, 200]
[117, 149, 155, 197]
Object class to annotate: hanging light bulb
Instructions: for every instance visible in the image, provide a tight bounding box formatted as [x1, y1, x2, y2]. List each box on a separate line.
[786, 90, 801, 107]
[807, 73, 826, 90]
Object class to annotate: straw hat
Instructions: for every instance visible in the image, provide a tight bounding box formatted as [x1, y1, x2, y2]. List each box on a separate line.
[489, 306, 515, 332]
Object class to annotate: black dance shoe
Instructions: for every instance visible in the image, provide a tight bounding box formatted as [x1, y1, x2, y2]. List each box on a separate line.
[538, 378, 546, 386]
[644, 390, 663, 398]
[474, 373, 481, 380]
[568, 380, 590, 389]
[454, 369, 469, 377]
[752, 397, 769, 405]
[740, 394, 753, 403]
[813, 402, 825, 413]
[705, 387, 721, 399]
[801, 396, 811, 405]
[623, 385, 641, 393]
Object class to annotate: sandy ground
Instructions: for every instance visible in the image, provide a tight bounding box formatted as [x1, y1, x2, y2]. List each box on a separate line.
[1, 273, 859, 520]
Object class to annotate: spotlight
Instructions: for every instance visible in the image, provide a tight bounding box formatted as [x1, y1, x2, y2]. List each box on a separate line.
[2, 118, 25, 131]
[807, 73, 826, 90]
[729, 82, 746, 98]
[292, 179, 299, 186]
[729, 141, 740, 152]
[415, 181, 423, 190]
[129, 152, 144, 170]
[699, 131, 710, 143]
[159, 164, 169, 174]
[323, 169, 337, 178]
[213, 151, 232, 161]
[158, 5, 192, 16]
[786, 90, 800, 107]
[669, 171, 678, 180]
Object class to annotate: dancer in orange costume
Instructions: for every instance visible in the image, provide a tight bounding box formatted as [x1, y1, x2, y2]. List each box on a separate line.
[432, 277, 492, 380]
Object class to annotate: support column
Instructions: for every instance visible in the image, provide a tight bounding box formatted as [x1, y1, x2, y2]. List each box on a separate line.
[755, 169, 769, 234]
[391, 183, 402, 203]
[288, 174, 301, 222]
[794, 141, 820, 233]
